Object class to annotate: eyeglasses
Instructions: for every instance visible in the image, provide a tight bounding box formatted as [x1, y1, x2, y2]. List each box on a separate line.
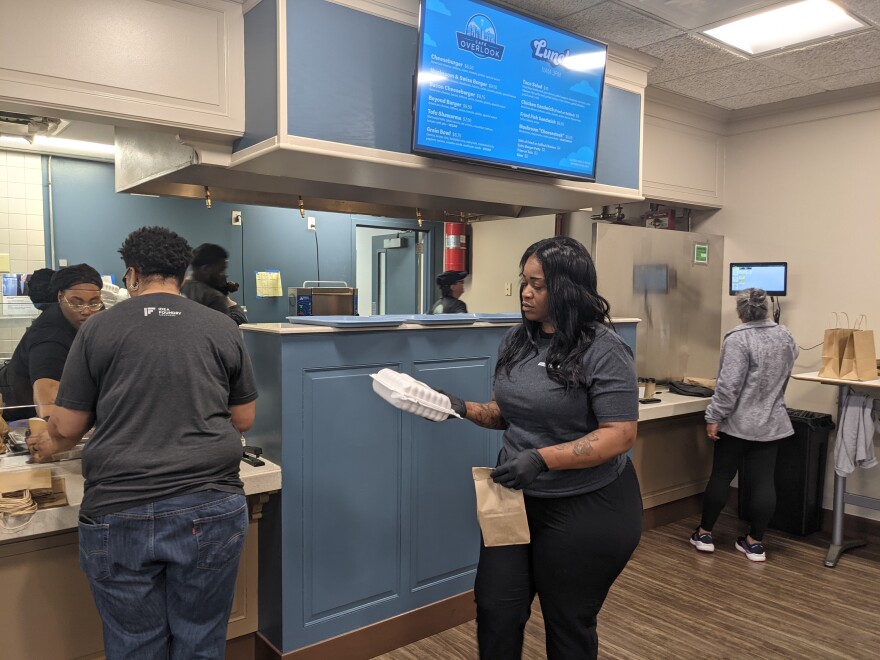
[62, 296, 104, 313]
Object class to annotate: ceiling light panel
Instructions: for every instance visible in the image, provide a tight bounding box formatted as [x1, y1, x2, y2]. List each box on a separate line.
[703, 0, 864, 55]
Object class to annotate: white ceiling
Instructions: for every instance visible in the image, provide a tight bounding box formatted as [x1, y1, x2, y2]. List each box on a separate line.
[497, 0, 880, 110]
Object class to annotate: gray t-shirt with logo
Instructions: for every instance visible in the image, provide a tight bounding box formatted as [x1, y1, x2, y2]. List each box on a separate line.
[57, 292, 258, 517]
[493, 323, 638, 498]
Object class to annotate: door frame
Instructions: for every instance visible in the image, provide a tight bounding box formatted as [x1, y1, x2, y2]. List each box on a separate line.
[351, 216, 439, 315]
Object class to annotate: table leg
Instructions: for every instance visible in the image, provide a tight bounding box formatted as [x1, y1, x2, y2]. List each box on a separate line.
[824, 473, 867, 567]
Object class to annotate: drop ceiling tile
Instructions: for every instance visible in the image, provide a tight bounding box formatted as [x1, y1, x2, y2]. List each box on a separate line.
[656, 61, 799, 101]
[563, 1, 684, 49]
[814, 64, 880, 90]
[640, 34, 748, 84]
[495, 0, 605, 21]
[712, 81, 828, 110]
[618, 0, 780, 30]
[838, 0, 880, 28]
[760, 30, 880, 80]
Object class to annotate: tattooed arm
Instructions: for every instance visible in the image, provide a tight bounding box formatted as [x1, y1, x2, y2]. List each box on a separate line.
[538, 421, 637, 470]
[463, 397, 509, 430]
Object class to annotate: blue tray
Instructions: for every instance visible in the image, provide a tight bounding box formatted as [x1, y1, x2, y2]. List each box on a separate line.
[474, 313, 522, 323]
[285, 315, 408, 328]
[405, 314, 479, 325]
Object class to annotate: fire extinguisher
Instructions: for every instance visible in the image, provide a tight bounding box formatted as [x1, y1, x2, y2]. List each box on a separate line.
[444, 222, 468, 272]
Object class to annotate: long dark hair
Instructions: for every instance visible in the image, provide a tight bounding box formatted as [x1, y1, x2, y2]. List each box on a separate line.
[496, 237, 612, 388]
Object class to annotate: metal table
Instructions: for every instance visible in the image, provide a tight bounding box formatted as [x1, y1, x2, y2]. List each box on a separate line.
[791, 371, 880, 567]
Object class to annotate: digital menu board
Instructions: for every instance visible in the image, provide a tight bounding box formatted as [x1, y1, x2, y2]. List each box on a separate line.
[412, 0, 607, 181]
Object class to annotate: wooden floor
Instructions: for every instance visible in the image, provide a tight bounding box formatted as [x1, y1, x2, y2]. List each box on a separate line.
[377, 512, 880, 659]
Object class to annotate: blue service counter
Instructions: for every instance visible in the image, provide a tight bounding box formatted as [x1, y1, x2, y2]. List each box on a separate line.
[242, 319, 637, 654]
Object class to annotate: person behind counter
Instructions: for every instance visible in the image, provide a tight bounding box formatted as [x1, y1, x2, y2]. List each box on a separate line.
[25, 267, 56, 310]
[431, 270, 468, 314]
[0, 264, 103, 421]
[30, 226, 258, 659]
[181, 242, 248, 324]
[416, 237, 641, 659]
[690, 287, 798, 562]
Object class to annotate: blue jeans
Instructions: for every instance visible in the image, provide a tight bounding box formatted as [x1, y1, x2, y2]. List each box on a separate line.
[78, 490, 248, 660]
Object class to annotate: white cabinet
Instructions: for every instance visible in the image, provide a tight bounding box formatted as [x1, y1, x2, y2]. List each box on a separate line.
[0, 0, 244, 138]
[642, 89, 726, 209]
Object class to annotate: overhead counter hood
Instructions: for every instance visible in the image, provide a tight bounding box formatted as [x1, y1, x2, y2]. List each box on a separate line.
[115, 127, 645, 221]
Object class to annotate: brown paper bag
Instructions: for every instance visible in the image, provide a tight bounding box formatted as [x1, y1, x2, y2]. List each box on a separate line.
[818, 314, 853, 379]
[472, 467, 530, 547]
[839, 316, 878, 381]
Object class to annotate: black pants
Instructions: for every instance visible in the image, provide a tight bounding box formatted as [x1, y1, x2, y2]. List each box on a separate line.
[474, 459, 642, 660]
[700, 432, 782, 541]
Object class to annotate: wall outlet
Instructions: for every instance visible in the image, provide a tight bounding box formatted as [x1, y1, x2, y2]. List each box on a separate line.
[231, 210, 242, 226]
[59, 258, 68, 267]
[504, 282, 512, 296]
[307, 216, 316, 231]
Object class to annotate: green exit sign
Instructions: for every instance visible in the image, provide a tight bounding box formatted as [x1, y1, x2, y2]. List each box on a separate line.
[694, 244, 709, 265]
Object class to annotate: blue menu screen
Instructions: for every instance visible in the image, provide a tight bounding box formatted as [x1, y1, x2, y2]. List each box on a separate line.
[412, 0, 607, 181]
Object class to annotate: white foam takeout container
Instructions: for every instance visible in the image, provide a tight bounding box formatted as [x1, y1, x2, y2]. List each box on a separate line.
[370, 368, 460, 422]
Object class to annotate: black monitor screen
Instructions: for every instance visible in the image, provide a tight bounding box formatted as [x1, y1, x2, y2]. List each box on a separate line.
[412, 0, 607, 181]
[729, 262, 787, 297]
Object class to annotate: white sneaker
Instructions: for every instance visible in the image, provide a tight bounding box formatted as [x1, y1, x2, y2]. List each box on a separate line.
[690, 528, 715, 552]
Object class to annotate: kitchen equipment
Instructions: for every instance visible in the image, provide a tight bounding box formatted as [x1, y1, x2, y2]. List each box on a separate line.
[590, 223, 724, 384]
[289, 281, 358, 316]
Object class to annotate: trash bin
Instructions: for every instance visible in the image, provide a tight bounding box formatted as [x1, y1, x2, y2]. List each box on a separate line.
[738, 409, 835, 536]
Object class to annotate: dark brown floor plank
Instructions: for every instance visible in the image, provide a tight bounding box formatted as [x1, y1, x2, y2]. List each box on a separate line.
[376, 512, 880, 659]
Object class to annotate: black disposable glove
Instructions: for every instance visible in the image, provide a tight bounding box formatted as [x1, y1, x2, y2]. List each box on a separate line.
[491, 449, 548, 490]
[435, 389, 467, 419]
[222, 280, 240, 295]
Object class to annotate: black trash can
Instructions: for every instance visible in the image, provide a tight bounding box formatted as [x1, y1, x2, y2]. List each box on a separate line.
[738, 409, 835, 535]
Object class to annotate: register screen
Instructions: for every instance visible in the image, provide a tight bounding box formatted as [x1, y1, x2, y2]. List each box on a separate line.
[729, 262, 787, 296]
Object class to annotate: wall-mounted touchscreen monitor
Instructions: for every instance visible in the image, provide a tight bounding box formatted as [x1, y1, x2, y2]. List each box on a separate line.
[729, 262, 787, 297]
[412, 0, 607, 181]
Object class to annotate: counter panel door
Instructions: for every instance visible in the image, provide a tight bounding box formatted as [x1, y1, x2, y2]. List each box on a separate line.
[302, 366, 403, 623]
[409, 358, 497, 592]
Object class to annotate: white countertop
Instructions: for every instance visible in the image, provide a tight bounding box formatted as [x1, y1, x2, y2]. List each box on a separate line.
[242, 317, 642, 335]
[241, 321, 514, 334]
[638, 388, 711, 422]
[0, 457, 281, 544]
[792, 370, 880, 390]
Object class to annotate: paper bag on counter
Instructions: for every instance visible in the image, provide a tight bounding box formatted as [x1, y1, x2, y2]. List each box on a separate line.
[818, 314, 853, 379]
[839, 316, 878, 381]
[472, 467, 530, 547]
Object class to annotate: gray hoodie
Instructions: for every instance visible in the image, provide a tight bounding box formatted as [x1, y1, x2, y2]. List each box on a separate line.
[705, 319, 799, 441]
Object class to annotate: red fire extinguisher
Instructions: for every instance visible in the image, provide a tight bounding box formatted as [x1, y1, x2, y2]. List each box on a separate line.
[444, 222, 467, 272]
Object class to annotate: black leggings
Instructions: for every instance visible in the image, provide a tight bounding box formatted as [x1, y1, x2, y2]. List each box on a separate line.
[700, 432, 781, 541]
[474, 459, 642, 660]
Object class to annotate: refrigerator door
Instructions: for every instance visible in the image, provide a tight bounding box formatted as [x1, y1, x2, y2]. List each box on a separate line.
[590, 223, 724, 383]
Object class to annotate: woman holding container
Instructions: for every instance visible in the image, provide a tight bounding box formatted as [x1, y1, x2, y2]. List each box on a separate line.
[393, 237, 642, 659]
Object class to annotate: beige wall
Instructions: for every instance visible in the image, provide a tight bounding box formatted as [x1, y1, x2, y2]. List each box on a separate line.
[465, 214, 556, 312]
[696, 96, 880, 519]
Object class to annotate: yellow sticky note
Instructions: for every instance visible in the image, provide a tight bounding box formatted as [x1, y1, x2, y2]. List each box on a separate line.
[255, 271, 283, 298]
[0, 254, 10, 273]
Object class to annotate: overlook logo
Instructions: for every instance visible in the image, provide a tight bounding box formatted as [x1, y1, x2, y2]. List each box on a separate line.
[456, 14, 504, 60]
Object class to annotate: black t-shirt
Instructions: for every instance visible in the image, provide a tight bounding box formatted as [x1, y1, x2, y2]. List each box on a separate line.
[431, 296, 468, 314]
[493, 324, 638, 498]
[181, 279, 229, 315]
[0, 304, 76, 419]
[57, 293, 258, 517]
